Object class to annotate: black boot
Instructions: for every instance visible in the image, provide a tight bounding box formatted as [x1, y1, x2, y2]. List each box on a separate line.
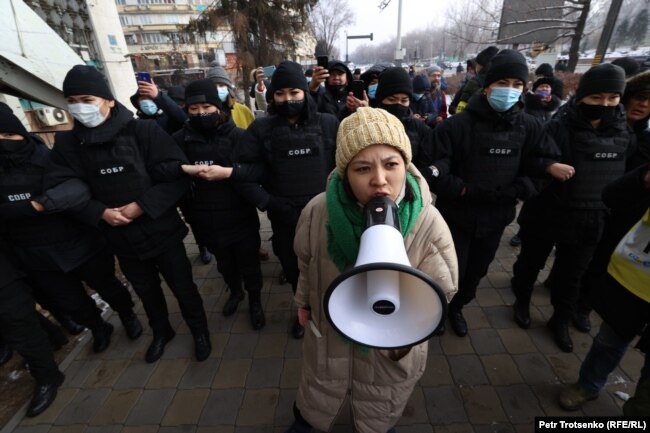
[26, 372, 65, 418]
[92, 322, 114, 353]
[145, 329, 176, 363]
[547, 316, 573, 352]
[199, 245, 212, 265]
[52, 312, 86, 335]
[250, 301, 266, 330]
[448, 304, 468, 337]
[222, 289, 245, 316]
[119, 311, 143, 340]
[291, 316, 304, 339]
[572, 309, 591, 333]
[193, 332, 212, 362]
[0, 341, 12, 366]
[512, 300, 531, 329]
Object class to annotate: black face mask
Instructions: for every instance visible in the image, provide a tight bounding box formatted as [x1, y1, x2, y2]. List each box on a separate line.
[380, 103, 410, 120]
[0, 138, 26, 154]
[579, 103, 616, 121]
[275, 99, 305, 118]
[0, 138, 30, 167]
[189, 113, 220, 131]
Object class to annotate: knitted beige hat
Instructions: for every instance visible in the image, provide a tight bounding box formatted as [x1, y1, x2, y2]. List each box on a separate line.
[336, 107, 412, 175]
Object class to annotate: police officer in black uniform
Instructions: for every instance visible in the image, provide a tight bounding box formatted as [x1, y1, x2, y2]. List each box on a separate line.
[45, 65, 210, 363]
[373, 66, 433, 182]
[511, 64, 633, 352]
[0, 239, 64, 417]
[0, 102, 141, 353]
[231, 61, 339, 338]
[174, 79, 266, 330]
[428, 49, 566, 338]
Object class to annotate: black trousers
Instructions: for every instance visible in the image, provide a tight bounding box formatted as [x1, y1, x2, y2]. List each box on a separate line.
[210, 231, 262, 300]
[512, 224, 596, 320]
[25, 249, 133, 331]
[117, 240, 207, 336]
[270, 219, 299, 293]
[448, 224, 506, 308]
[0, 280, 61, 385]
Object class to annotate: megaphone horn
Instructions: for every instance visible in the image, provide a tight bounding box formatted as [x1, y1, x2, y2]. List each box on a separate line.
[324, 196, 448, 349]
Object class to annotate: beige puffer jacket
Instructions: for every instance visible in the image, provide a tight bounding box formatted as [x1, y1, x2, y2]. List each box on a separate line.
[293, 165, 458, 433]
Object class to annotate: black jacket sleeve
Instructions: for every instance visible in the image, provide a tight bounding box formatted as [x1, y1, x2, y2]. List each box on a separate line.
[603, 164, 650, 209]
[45, 134, 108, 226]
[154, 92, 187, 128]
[135, 120, 190, 219]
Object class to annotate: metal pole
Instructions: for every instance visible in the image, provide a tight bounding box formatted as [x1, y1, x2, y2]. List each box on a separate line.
[592, 0, 623, 65]
[394, 0, 403, 64]
[346, 36, 349, 63]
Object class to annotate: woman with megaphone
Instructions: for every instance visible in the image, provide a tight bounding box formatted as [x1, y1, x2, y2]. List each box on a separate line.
[283, 107, 458, 433]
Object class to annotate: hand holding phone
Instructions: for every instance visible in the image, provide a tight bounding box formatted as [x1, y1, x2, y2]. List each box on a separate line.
[317, 55, 328, 69]
[350, 80, 365, 100]
[262, 65, 276, 79]
[136, 71, 151, 83]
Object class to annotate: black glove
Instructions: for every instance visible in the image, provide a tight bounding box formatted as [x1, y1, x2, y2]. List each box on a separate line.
[266, 196, 297, 224]
[495, 177, 536, 204]
[464, 183, 498, 203]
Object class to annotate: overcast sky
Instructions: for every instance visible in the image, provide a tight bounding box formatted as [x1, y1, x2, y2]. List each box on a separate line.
[337, 0, 449, 57]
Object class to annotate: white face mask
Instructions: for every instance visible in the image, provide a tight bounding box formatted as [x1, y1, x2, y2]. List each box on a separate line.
[67, 103, 108, 128]
[217, 87, 229, 102]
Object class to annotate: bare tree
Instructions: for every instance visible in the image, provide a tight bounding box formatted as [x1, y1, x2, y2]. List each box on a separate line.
[183, 0, 317, 104]
[444, 0, 593, 73]
[309, 0, 354, 59]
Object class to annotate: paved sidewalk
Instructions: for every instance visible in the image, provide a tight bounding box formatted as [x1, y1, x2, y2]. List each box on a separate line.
[4, 215, 644, 433]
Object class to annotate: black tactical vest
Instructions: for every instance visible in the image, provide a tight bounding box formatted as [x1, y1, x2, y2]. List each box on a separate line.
[265, 119, 331, 203]
[564, 128, 629, 209]
[0, 147, 74, 246]
[77, 122, 152, 208]
[183, 135, 239, 211]
[465, 121, 526, 188]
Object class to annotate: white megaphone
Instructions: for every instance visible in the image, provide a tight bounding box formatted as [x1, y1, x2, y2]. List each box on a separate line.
[324, 196, 448, 349]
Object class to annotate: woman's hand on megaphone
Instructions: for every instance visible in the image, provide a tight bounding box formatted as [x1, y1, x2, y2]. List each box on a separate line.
[298, 307, 311, 327]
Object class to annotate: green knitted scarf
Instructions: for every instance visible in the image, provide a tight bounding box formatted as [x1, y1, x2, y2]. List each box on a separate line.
[326, 171, 423, 272]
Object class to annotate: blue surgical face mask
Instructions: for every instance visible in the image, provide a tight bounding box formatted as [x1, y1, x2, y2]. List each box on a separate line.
[413, 93, 424, 101]
[139, 99, 158, 116]
[217, 86, 229, 102]
[67, 103, 109, 128]
[367, 83, 378, 99]
[487, 87, 522, 112]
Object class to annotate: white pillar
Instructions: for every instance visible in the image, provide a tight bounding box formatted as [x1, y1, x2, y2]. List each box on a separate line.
[84, 0, 137, 107]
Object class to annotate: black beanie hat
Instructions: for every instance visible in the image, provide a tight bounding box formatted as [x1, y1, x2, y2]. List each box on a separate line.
[622, 70, 650, 104]
[412, 74, 431, 93]
[611, 57, 641, 78]
[575, 63, 626, 102]
[268, 61, 308, 94]
[484, 49, 529, 87]
[476, 46, 499, 67]
[63, 65, 114, 100]
[535, 63, 554, 78]
[184, 79, 224, 110]
[375, 67, 413, 103]
[167, 85, 186, 103]
[0, 103, 29, 138]
[533, 77, 554, 91]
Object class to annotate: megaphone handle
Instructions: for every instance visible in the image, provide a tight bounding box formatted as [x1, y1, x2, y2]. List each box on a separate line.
[308, 320, 322, 338]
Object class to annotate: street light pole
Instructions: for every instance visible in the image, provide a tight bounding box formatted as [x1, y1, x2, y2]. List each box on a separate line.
[346, 33, 373, 64]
